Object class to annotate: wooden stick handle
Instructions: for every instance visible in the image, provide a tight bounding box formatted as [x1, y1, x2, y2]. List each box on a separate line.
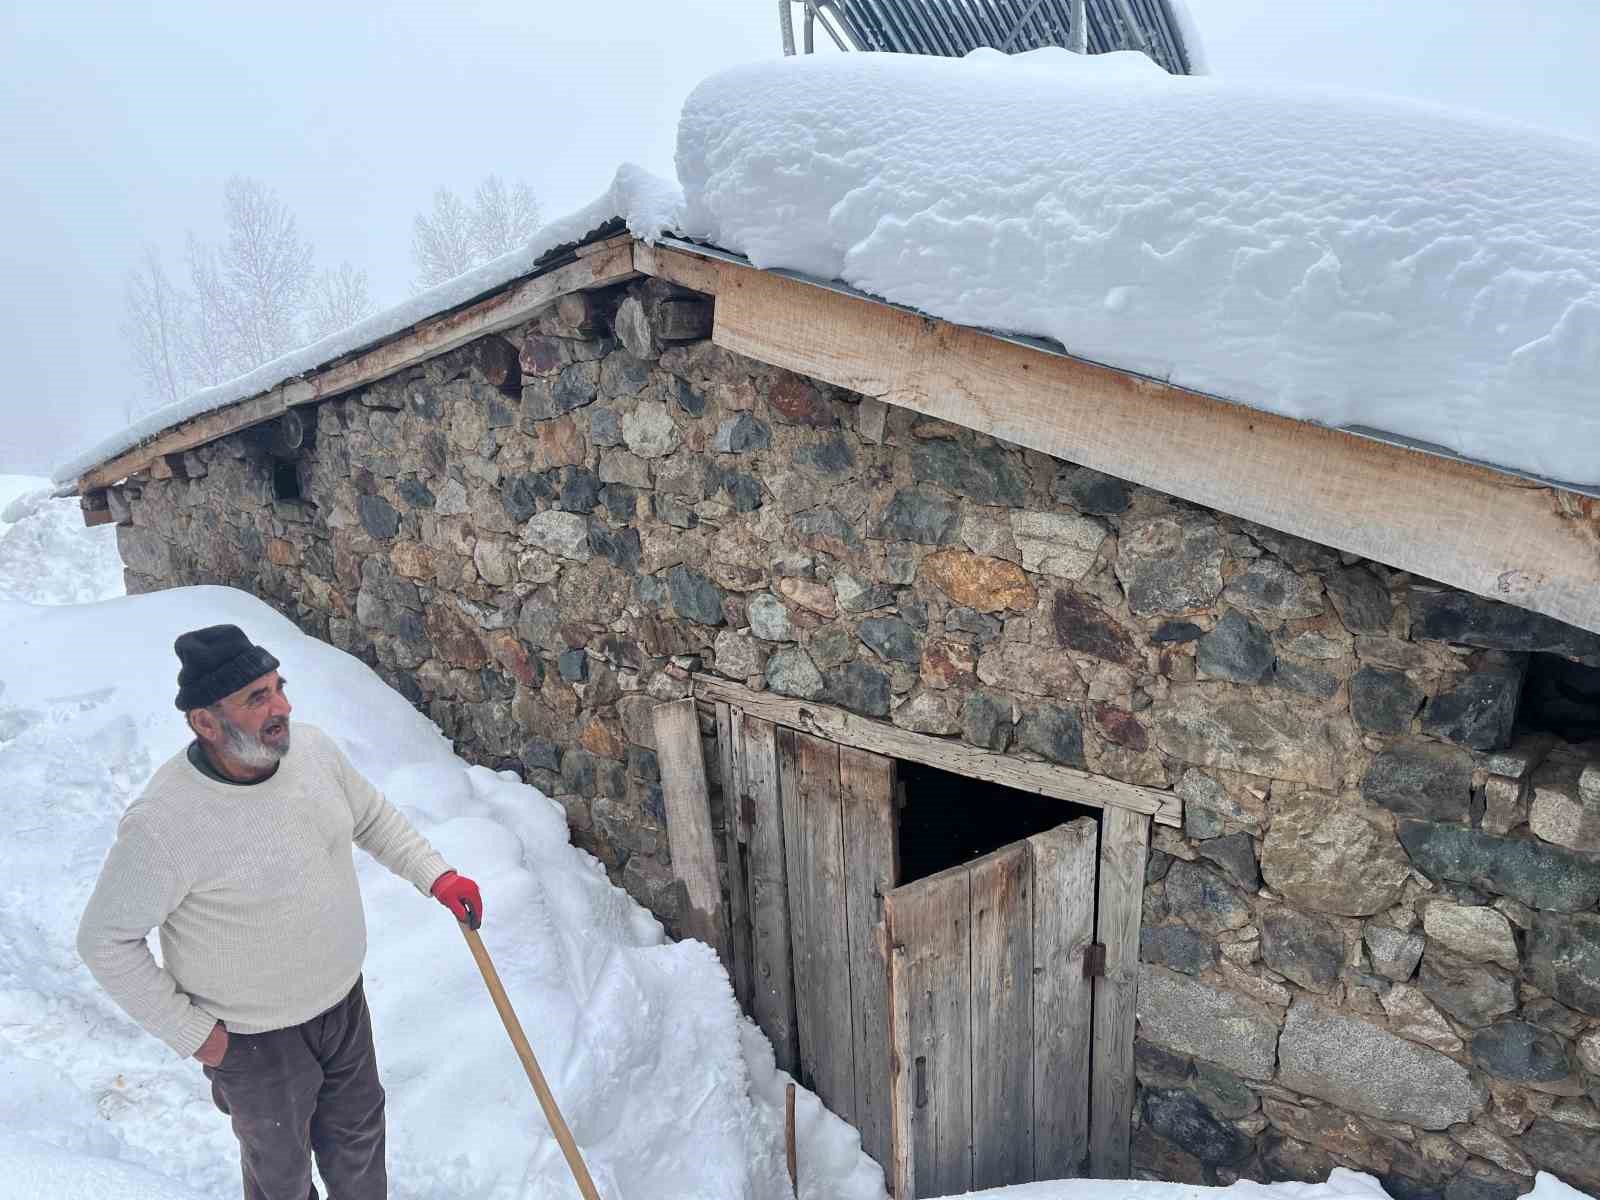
[459, 923, 603, 1200]
[786, 1081, 797, 1195]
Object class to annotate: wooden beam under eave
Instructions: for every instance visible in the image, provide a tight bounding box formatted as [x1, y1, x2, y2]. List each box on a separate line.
[651, 248, 1600, 637]
[77, 241, 640, 495]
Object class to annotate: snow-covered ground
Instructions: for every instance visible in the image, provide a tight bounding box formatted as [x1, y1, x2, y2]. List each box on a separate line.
[0, 475, 125, 605]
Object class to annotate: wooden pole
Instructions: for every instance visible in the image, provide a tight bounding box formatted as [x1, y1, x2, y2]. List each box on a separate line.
[786, 1081, 798, 1195]
[458, 923, 603, 1200]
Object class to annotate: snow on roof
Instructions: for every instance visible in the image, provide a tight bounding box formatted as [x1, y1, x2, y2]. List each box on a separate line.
[51, 164, 683, 487]
[677, 49, 1600, 487]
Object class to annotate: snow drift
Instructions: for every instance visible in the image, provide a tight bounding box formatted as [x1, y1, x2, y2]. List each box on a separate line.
[677, 49, 1600, 486]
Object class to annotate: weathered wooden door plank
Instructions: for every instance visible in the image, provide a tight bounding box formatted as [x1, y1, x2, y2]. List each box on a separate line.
[778, 727, 813, 1086]
[887, 864, 973, 1200]
[652, 698, 731, 965]
[839, 745, 898, 1171]
[715, 702, 755, 1016]
[1089, 806, 1150, 1178]
[970, 840, 1034, 1191]
[1030, 817, 1098, 1180]
[795, 732, 856, 1124]
[741, 714, 799, 1073]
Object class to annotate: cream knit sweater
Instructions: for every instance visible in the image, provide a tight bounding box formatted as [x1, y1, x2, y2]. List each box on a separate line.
[77, 722, 450, 1058]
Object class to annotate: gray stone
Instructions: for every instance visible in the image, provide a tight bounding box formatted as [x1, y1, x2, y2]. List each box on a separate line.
[620, 400, 680, 459]
[1261, 907, 1346, 992]
[1520, 1119, 1600, 1194]
[1054, 466, 1131, 515]
[765, 648, 823, 700]
[1154, 693, 1340, 787]
[1116, 513, 1226, 616]
[712, 630, 769, 680]
[946, 607, 1003, 642]
[1186, 803, 1225, 840]
[794, 435, 855, 476]
[667, 565, 725, 626]
[665, 376, 706, 417]
[552, 466, 602, 514]
[1276, 999, 1485, 1129]
[1224, 559, 1325, 619]
[833, 572, 896, 615]
[1196, 832, 1261, 891]
[612, 296, 655, 360]
[1194, 1063, 1258, 1119]
[1423, 664, 1526, 751]
[397, 477, 435, 508]
[1529, 756, 1600, 852]
[1140, 924, 1219, 976]
[1524, 911, 1600, 1016]
[1365, 925, 1426, 981]
[961, 690, 1013, 751]
[521, 510, 592, 561]
[1381, 983, 1464, 1053]
[911, 438, 1027, 506]
[1261, 792, 1410, 916]
[1010, 511, 1106, 578]
[871, 490, 959, 545]
[1197, 610, 1276, 683]
[502, 472, 554, 523]
[1135, 1038, 1192, 1087]
[588, 406, 623, 447]
[652, 494, 698, 529]
[1471, 1021, 1572, 1083]
[824, 662, 891, 718]
[599, 351, 652, 398]
[588, 523, 641, 573]
[1410, 588, 1600, 664]
[747, 593, 795, 642]
[1164, 860, 1252, 933]
[1418, 952, 1517, 1027]
[1326, 567, 1394, 634]
[859, 617, 920, 664]
[808, 624, 856, 670]
[434, 477, 468, 516]
[714, 412, 771, 454]
[358, 494, 399, 540]
[792, 507, 861, 554]
[1397, 820, 1600, 912]
[1141, 1088, 1251, 1165]
[1351, 666, 1425, 734]
[558, 647, 588, 683]
[1444, 1162, 1526, 1200]
[1274, 661, 1341, 700]
[1016, 703, 1086, 767]
[1362, 740, 1475, 822]
[891, 691, 961, 735]
[1135, 964, 1281, 1079]
[1423, 901, 1519, 971]
[521, 739, 563, 773]
[552, 360, 602, 410]
[1151, 621, 1204, 644]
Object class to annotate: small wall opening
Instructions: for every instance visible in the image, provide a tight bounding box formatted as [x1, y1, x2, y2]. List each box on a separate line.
[272, 462, 302, 501]
[1517, 653, 1600, 743]
[895, 758, 1099, 885]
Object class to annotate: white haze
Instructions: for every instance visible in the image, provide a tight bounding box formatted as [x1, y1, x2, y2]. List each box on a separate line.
[2, 0, 1598, 475]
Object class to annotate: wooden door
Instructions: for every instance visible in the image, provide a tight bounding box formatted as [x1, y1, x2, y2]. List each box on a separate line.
[885, 817, 1099, 1200]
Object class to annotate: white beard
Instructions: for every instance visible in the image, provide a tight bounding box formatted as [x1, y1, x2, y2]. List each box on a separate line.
[217, 714, 290, 768]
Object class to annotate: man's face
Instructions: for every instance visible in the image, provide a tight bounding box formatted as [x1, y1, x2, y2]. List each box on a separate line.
[202, 670, 292, 766]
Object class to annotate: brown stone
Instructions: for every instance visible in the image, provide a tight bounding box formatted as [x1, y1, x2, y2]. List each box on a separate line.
[1093, 702, 1149, 750]
[921, 638, 977, 689]
[920, 548, 1037, 613]
[1261, 791, 1410, 916]
[767, 373, 834, 426]
[777, 576, 836, 617]
[976, 643, 1083, 697]
[390, 540, 435, 580]
[266, 537, 300, 567]
[1052, 589, 1139, 666]
[488, 632, 540, 687]
[423, 602, 489, 669]
[532, 414, 586, 468]
[577, 712, 628, 761]
[1261, 1098, 1394, 1173]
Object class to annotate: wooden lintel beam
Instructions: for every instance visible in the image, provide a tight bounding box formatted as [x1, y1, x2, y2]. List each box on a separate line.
[631, 244, 1600, 637]
[80, 491, 113, 528]
[691, 673, 1181, 827]
[79, 242, 639, 494]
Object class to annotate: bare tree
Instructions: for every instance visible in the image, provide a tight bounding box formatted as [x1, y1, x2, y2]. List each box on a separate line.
[469, 175, 542, 264]
[120, 246, 190, 417]
[215, 176, 316, 367]
[411, 186, 476, 290]
[307, 262, 376, 341]
[183, 233, 241, 387]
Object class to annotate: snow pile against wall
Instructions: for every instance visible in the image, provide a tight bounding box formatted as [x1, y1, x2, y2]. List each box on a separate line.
[677, 50, 1600, 486]
[50, 164, 685, 488]
[0, 587, 882, 1199]
[0, 475, 124, 605]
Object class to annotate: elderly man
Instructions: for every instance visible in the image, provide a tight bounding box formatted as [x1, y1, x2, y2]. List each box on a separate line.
[78, 624, 482, 1200]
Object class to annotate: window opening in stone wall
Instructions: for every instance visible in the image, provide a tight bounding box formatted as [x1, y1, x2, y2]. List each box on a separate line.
[272, 462, 302, 502]
[1517, 653, 1600, 743]
[895, 758, 1099, 885]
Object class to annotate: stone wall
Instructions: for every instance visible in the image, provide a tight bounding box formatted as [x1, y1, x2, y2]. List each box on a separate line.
[113, 275, 1600, 1196]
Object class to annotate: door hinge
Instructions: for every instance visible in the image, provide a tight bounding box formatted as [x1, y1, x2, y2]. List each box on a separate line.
[1083, 943, 1107, 978]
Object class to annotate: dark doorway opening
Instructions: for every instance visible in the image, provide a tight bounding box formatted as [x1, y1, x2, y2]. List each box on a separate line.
[1517, 653, 1600, 743]
[895, 758, 1099, 885]
[272, 462, 302, 501]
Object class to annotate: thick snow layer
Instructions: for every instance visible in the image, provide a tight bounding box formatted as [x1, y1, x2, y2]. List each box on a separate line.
[677, 50, 1600, 486]
[0, 475, 124, 605]
[945, 1172, 1590, 1200]
[51, 165, 685, 489]
[0, 576, 881, 1194]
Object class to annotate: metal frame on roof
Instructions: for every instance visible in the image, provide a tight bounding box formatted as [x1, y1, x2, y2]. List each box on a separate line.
[785, 0, 1198, 75]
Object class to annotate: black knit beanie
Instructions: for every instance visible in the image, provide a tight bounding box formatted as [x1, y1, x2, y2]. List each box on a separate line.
[173, 625, 281, 711]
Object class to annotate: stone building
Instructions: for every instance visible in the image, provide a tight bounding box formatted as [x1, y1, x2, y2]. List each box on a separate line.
[65, 225, 1600, 1200]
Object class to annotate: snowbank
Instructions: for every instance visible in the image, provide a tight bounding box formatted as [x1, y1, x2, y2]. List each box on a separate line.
[945, 1171, 1591, 1200]
[677, 50, 1600, 486]
[0, 585, 881, 1199]
[0, 475, 124, 605]
[51, 165, 685, 488]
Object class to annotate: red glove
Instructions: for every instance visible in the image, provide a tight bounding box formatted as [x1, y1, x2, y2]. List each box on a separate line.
[431, 870, 483, 929]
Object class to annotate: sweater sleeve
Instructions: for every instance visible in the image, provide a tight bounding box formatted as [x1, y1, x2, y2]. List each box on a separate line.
[325, 733, 451, 895]
[76, 816, 219, 1059]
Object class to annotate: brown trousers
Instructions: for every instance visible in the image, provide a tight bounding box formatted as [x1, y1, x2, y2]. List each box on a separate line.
[204, 977, 387, 1200]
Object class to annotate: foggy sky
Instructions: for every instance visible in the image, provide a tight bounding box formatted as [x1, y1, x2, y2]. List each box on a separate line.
[3, 0, 1598, 475]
